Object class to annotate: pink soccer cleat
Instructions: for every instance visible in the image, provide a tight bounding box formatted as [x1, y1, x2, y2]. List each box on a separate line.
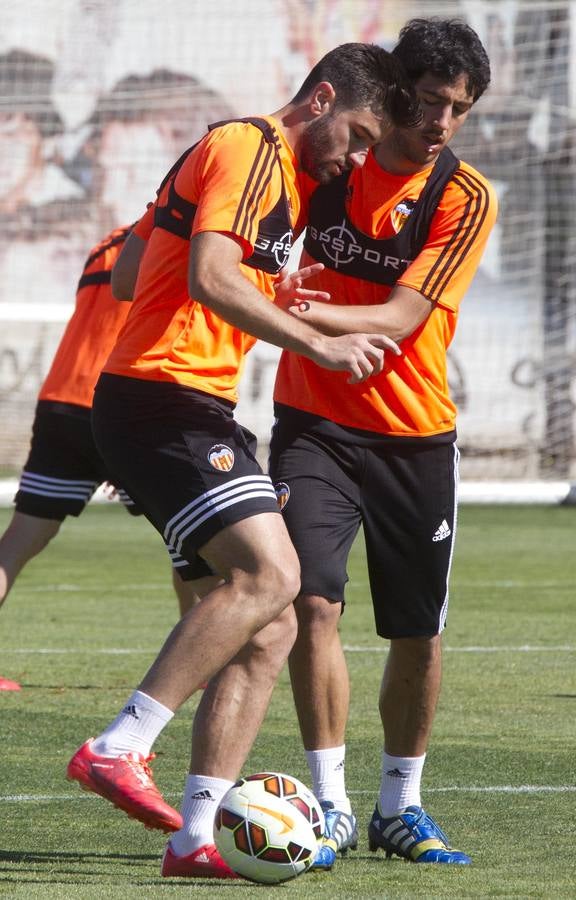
[161, 841, 238, 878]
[67, 739, 182, 832]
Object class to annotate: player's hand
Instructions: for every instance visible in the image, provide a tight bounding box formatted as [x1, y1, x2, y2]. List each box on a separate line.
[311, 333, 401, 384]
[274, 263, 331, 310]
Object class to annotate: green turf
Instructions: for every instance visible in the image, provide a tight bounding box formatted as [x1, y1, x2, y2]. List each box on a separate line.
[0, 504, 574, 897]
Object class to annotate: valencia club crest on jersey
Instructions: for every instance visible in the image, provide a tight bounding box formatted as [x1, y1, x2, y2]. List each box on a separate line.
[207, 444, 235, 471]
[391, 197, 417, 233]
[274, 482, 290, 510]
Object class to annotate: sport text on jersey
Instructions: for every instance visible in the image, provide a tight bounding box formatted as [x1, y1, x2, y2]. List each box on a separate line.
[307, 220, 411, 272]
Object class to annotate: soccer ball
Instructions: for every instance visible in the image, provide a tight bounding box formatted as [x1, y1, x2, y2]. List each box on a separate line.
[214, 772, 324, 883]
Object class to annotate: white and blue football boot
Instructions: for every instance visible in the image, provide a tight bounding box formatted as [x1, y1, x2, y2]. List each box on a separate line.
[368, 804, 471, 864]
[312, 800, 358, 870]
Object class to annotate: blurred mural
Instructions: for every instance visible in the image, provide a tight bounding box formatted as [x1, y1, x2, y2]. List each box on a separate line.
[0, 0, 574, 478]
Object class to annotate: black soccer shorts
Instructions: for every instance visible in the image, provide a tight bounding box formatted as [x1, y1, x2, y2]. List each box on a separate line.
[15, 399, 209, 580]
[92, 374, 281, 570]
[14, 401, 128, 520]
[269, 405, 459, 639]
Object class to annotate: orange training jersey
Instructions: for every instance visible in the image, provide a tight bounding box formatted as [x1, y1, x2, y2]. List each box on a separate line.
[103, 117, 302, 403]
[274, 150, 498, 436]
[39, 225, 133, 408]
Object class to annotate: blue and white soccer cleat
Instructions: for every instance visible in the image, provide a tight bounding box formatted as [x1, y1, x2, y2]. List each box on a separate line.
[368, 804, 471, 864]
[312, 800, 358, 870]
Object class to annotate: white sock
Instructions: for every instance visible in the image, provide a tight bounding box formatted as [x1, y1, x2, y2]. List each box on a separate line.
[170, 774, 234, 857]
[378, 751, 426, 817]
[305, 745, 351, 813]
[91, 690, 174, 758]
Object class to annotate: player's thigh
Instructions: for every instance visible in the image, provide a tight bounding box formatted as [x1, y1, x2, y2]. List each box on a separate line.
[200, 511, 300, 592]
[271, 437, 362, 604]
[363, 441, 459, 638]
[0, 510, 61, 557]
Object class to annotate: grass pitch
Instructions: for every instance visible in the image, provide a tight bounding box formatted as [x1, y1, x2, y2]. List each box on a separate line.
[0, 504, 574, 898]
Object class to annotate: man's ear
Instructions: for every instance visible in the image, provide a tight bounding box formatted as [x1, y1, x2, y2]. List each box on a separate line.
[309, 81, 336, 116]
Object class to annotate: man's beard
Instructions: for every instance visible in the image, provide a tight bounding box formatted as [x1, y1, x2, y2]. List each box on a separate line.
[300, 113, 342, 184]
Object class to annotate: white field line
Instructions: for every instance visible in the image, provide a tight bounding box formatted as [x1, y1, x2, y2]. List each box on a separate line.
[0, 645, 574, 655]
[20, 580, 575, 592]
[1, 785, 575, 803]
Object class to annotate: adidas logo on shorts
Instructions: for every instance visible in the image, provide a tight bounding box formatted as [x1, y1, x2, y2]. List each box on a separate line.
[432, 519, 451, 542]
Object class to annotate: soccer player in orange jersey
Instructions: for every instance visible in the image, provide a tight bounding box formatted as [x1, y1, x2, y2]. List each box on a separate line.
[0, 226, 206, 692]
[269, 19, 497, 868]
[66, 44, 421, 877]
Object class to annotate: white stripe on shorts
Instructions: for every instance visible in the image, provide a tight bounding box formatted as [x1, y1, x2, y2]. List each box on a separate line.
[438, 443, 460, 633]
[167, 547, 189, 568]
[19, 471, 98, 502]
[164, 475, 277, 554]
[115, 488, 135, 507]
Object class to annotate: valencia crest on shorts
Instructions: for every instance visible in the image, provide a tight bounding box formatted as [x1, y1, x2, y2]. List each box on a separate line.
[208, 444, 235, 471]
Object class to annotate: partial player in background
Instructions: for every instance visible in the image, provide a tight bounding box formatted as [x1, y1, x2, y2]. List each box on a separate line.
[66, 43, 421, 879]
[0, 225, 201, 692]
[270, 17, 497, 868]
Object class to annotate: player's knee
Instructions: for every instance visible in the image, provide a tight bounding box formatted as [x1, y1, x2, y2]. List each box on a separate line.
[389, 633, 442, 667]
[294, 592, 341, 636]
[247, 605, 298, 670]
[257, 554, 301, 609]
[228, 554, 300, 627]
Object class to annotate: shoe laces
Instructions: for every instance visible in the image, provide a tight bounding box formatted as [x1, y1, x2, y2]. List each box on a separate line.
[407, 807, 450, 847]
[124, 751, 157, 787]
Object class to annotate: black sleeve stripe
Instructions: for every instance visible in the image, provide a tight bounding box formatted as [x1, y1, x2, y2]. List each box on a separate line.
[421, 185, 479, 300]
[422, 171, 489, 299]
[429, 174, 490, 299]
[235, 138, 276, 239]
[77, 271, 112, 290]
[422, 171, 491, 301]
[231, 136, 276, 240]
[242, 146, 277, 241]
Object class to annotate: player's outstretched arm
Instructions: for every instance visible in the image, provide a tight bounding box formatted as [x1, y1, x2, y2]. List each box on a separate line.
[188, 231, 399, 383]
[288, 284, 434, 343]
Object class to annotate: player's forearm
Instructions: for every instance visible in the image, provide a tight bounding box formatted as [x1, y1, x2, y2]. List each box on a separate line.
[189, 246, 325, 359]
[291, 285, 433, 343]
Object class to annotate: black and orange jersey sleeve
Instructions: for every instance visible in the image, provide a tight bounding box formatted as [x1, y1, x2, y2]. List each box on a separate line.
[398, 160, 497, 312]
[171, 118, 298, 259]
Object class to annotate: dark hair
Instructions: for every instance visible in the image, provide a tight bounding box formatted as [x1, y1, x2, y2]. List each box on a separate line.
[292, 42, 422, 129]
[0, 48, 63, 136]
[393, 18, 490, 103]
[89, 69, 234, 125]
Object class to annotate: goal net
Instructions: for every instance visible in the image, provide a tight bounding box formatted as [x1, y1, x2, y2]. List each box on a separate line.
[0, 0, 575, 500]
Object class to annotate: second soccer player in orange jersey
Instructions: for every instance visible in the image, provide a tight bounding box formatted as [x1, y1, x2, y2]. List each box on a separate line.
[270, 18, 497, 868]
